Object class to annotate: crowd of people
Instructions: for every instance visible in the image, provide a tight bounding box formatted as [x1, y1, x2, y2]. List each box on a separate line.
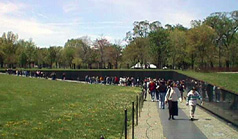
[7, 69, 46, 78]
[5, 69, 66, 80]
[84, 75, 141, 86]
[85, 75, 204, 121]
[142, 78, 203, 121]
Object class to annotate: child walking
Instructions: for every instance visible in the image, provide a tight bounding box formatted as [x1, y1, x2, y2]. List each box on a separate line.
[186, 87, 203, 121]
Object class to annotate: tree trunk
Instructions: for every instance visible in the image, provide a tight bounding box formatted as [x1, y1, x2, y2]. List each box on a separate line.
[88, 63, 92, 69]
[145, 59, 147, 69]
[172, 57, 175, 69]
[115, 60, 118, 69]
[201, 56, 204, 68]
[103, 62, 106, 69]
[191, 54, 194, 69]
[218, 46, 222, 67]
[225, 60, 230, 68]
[210, 61, 214, 68]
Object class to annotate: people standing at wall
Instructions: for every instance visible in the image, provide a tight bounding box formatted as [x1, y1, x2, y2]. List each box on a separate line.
[186, 87, 203, 121]
[165, 83, 182, 120]
[214, 86, 221, 102]
[206, 84, 214, 102]
[51, 72, 56, 80]
[62, 73, 66, 80]
[178, 81, 185, 100]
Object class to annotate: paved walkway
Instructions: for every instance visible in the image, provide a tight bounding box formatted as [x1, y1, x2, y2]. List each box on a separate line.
[131, 96, 238, 139]
[129, 95, 165, 139]
[159, 103, 206, 139]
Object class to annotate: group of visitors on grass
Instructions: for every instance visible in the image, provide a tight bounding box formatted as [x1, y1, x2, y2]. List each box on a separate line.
[143, 78, 202, 121]
[85, 75, 141, 86]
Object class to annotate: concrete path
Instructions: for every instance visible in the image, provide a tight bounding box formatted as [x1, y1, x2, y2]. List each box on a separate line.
[129, 95, 165, 139]
[131, 96, 238, 139]
[159, 103, 206, 139]
[179, 102, 238, 139]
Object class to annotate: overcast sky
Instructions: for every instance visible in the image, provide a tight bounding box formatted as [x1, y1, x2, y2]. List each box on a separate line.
[0, 0, 237, 47]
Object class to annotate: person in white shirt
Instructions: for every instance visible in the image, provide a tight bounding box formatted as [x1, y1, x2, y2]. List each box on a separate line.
[186, 87, 203, 121]
[165, 83, 182, 120]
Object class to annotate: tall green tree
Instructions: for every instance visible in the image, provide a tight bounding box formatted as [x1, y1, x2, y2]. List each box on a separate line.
[126, 20, 162, 42]
[205, 11, 238, 68]
[186, 24, 216, 69]
[122, 37, 150, 68]
[0, 37, 5, 68]
[168, 29, 187, 69]
[1, 32, 19, 68]
[104, 44, 122, 69]
[48, 47, 58, 68]
[25, 40, 36, 68]
[63, 46, 75, 68]
[93, 38, 110, 68]
[148, 28, 169, 68]
[16, 40, 27, 68]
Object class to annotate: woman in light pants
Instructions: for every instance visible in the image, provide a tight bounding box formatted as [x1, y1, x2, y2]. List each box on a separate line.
[186, 87, 202, 121]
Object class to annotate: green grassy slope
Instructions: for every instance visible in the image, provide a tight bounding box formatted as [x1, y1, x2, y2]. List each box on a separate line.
[0, 74, 139, 138]
[178, 70, 238, 94]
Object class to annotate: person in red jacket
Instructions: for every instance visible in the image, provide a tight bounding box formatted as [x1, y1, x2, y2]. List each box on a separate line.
[114, 76, 119, 84]
[149, 79, 156, 102]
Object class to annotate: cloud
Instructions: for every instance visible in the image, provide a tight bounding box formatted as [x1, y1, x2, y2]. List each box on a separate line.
[0, 0, 203, 47]
[0, 2, 54, 35]
[62, 1, 79, 13]
[162, 12, 196, 28]
[0, 1, 72, 47]
[0, 2, 25, 15]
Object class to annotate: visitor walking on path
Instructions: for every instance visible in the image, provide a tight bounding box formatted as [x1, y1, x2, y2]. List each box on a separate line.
[158, 81, 167, 109]
[142, 79, 148, 100]
[186, 87, 203, 121]
[165, 83, 182, 120]
[149, 79, 157, 102]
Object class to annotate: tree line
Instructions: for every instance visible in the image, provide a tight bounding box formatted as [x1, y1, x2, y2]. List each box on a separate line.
[0, 11, 238, 69]
[0, 35, 122, 69]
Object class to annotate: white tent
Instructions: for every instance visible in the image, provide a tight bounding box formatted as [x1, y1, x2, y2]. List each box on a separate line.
[131, 63, 157, 69]
[148, 64, 157, 69]
[131, 62, 143, 69]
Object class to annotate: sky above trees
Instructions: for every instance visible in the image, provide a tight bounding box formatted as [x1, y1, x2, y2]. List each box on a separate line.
[0, 0, 238, 47]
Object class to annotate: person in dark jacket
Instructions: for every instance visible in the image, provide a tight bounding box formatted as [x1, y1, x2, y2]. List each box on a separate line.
[158, 81, 167, 109]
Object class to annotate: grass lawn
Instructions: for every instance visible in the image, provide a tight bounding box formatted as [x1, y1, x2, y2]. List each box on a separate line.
[177, 70, 238, 94]
[0, 74, 140, 139]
